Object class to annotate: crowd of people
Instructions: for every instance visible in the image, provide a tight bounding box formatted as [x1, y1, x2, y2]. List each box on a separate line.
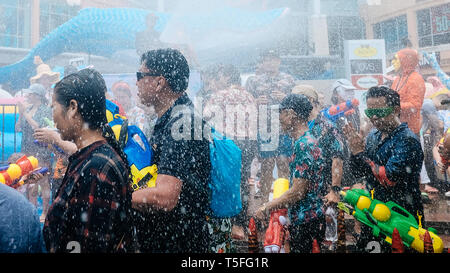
[0, 45, 449, 254]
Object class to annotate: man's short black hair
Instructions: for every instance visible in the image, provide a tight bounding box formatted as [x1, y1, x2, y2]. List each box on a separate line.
[141, 48, 190, 93]
[366, 86, 401, 107]
[280, 94, 312, 121]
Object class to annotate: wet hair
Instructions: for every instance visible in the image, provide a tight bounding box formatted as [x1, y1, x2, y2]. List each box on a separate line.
[366, 86, 401, 108]
[280, 94, 313, 121]
[54, 69, 131, 173]
[54, 68, 107, 131]
[140, 48, 190, 93]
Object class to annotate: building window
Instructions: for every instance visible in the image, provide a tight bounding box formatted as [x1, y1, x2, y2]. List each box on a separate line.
[328, 16, 366, 56]
[373, 15, 408, 54]
[320, 0, 360, 16]
[0, 0, 31, 48]
[40, 0, 79, 39]
[417, 3, 450, 48]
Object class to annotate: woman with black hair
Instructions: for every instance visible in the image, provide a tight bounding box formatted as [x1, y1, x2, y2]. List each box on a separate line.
[43, 69, 134, 253]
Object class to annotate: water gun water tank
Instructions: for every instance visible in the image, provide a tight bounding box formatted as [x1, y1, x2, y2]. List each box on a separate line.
[125, 125, 157, 190]
[323, 99, 359, 123]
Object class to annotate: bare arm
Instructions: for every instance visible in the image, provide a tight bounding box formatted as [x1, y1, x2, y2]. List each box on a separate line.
[331, 158, 343, 187]
[23, 112, 40, 130]
[54, 138, 77, 155]
[131, 174, 182, 212]
[324, 157, 343, 206]
[257, 177, 308, 218]
[33, 128, 77, 155]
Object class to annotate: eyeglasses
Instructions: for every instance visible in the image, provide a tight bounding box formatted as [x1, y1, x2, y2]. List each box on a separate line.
[364, 107, 394, 119]
[136, 72, 161, 81]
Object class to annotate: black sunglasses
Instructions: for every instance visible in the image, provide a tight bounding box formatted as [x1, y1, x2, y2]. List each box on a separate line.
[136, 72, 162, 81]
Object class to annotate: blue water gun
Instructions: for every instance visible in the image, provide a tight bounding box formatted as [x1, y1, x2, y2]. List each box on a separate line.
[34, 140, 65, 154]
[322, 98, 360, 123]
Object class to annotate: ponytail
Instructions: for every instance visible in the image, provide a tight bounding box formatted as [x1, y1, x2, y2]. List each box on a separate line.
[102, 123, 132, 184]
[102, 122, 138, 253]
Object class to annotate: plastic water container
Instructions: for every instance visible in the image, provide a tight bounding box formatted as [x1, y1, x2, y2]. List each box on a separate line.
[325, 206, 338, 242]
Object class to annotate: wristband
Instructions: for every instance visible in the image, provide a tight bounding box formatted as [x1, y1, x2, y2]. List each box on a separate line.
[331, 186, 342, 193]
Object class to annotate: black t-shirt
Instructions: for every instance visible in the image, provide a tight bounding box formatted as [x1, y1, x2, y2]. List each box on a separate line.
[134, 93, 211, 253]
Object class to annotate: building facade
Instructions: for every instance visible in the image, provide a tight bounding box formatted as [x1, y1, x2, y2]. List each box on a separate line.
[359, 0, 450, 77]
[0, 0, 367, 79]
[0, 0, 166, 68]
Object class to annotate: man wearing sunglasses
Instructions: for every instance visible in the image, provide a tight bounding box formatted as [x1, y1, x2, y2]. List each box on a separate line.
[132, 48, 211, 253]
[343, 86, 424, 253]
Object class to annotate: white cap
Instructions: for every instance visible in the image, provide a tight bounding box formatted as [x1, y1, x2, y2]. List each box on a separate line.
[332, 79, 357, 101]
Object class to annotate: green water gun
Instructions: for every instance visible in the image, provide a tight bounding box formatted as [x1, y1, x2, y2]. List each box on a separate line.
[338, 188, 443, 253]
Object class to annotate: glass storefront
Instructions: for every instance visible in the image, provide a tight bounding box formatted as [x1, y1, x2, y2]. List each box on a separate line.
[0, 0, 79, 49]
[373, 15, 408, 54]
[39, 0, 80, 39]
[417, 3, 450, 48]
[0, 0, 31, 48]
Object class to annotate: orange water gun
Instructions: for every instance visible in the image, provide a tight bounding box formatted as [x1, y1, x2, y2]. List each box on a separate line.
[0, 155, 39, 187]
[263, 178, 290, 253]
[322, 99, 359, 123]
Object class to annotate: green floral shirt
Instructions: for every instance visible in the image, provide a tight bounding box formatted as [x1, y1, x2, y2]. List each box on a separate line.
[289, 130, 326, 225]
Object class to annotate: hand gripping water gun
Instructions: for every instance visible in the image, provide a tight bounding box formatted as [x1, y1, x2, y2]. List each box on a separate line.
[106, 101, 157, 191]
[263, 178, 290, 253]
[322, 99, 359, 123]
[338, 188, 444, 253]
[9, 167, 49, 189]
[34, 118, 65, 154]
[34, 139, 65, 154]
[0, 155, 40, 187]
